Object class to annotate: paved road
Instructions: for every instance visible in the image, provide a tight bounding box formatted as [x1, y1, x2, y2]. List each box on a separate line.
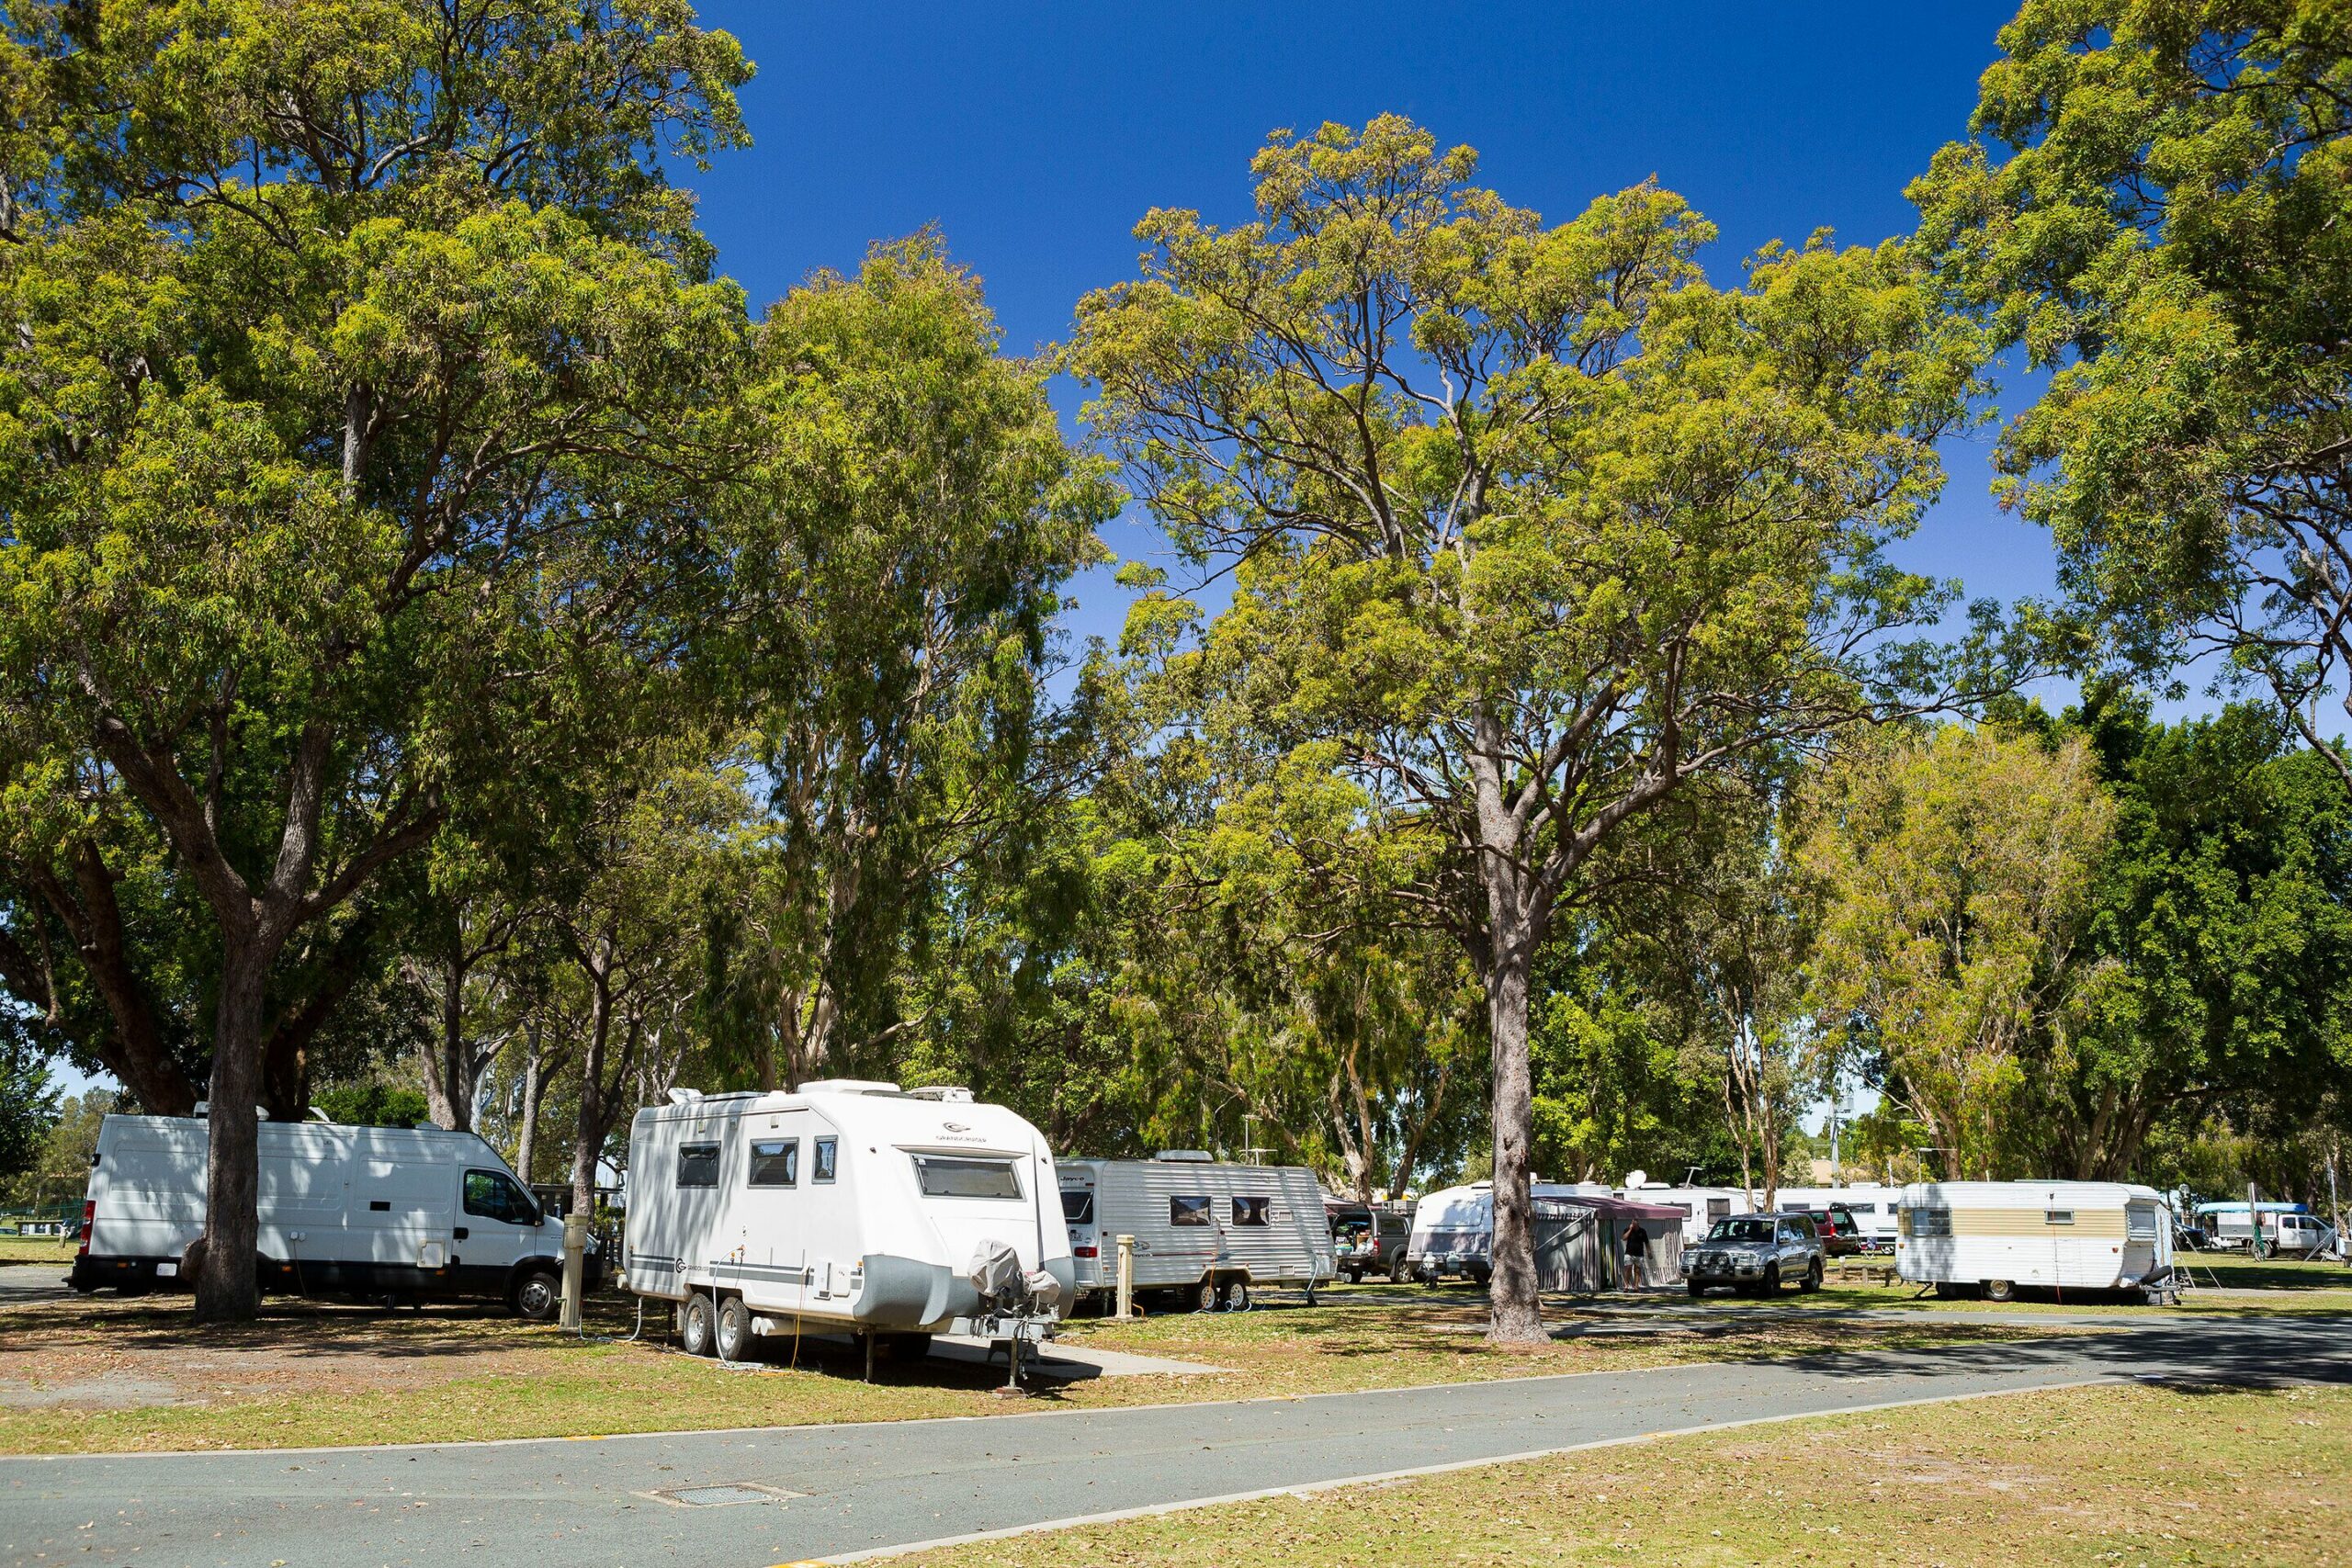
[2, 1314, 2344, 1568]
[0, 1267, 70, 1310]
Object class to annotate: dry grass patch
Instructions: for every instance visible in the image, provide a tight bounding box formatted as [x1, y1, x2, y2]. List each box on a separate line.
[908, 1381, 2352, 1567]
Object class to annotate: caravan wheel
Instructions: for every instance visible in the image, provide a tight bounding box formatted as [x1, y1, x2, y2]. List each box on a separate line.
[715, 1296, 751, 1360]
[1984, 1279, 2016, 1303]
[1227, 1278, 1251, 1312]
[680, 1293, 717, 1357]
[1194, 1279, 1221, 1313]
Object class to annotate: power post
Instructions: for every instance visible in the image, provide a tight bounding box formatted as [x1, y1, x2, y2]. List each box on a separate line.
[1115, 1233, 1136, 1320]
[560, 1211, 589, 1332]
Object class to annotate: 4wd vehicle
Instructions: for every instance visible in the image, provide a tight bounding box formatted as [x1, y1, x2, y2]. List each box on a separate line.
[1328, 1201, 1413, 1283]
[1803, 1205, 1868, 1258]
[1684, 1212, 1825, 1297]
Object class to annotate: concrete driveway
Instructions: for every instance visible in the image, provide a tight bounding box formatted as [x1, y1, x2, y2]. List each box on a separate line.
[0, 1312, 2342, 1567]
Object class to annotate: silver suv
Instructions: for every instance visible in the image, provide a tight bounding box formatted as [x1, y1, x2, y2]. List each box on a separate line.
[1684, 1212, 1825, 1297]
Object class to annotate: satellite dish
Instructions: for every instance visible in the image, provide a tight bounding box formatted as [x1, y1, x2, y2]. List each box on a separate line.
[1625, 1168, 1649, 1190]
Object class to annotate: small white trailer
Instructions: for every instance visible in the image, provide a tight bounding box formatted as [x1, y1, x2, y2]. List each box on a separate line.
[1895, 1180, 2176, 1303]
[70, 1113, 578, 1315]
[1056, 1154, 1334, 1310]
[621, 1081, 1073, 1360]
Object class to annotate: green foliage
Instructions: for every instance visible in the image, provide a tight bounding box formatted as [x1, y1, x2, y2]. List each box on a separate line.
[313, 1081, 430, 1130]
[1912, 1, 2352, 783]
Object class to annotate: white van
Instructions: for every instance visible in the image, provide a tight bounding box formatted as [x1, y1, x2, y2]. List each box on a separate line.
[1056, 1154, 1334, 1310]
[620, 1081, 1073, 1359]
[70, 1113, 580, 1316]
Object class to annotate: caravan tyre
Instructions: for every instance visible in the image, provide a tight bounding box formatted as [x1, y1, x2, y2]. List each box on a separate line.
[1194, 1279, 1221, 1313]
[1984, 1279, 2016, 1303]
[680, 1293, 717, 1357]
[1227, 1278, 1251, 1312]
[715, 1296, 751, 1360]
[512, 1269, 560, 1323]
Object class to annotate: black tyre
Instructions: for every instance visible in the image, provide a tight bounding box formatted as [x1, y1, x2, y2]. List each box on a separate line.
[1227, 1278, 1251, 1312]
[513, 1268, 560, 1322]
[1984, 1279, 2016, 1303]
[1194, 1278, 1221, 1313]
[1389, 1251, 1412, 1285]
[680, 1292, 717, 1356]
[715, 1295, 752, 1360]
[1343, 1268, 1363, 1285]
[1800, 1260, 1823, 1293]
[880, 1332, 933, 1363]
[1761, 1265, 1780, 1295]
[1687, 1280, 1707, 1298]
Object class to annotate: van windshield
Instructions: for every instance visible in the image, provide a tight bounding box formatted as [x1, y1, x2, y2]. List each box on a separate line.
[911, 1155, 1023, 1200]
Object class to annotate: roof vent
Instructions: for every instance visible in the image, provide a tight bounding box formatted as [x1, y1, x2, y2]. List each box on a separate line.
[666, 1088, 702, 1106]
[904, 1086, 975, 1103]
[798, 1079, 900, 1097]
[1152, 1149, 1216, 1163]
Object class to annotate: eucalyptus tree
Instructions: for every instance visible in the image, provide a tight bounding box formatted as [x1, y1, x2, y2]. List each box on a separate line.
[1913, 2, 2352, 787]
[698, 236, 1114, 1091]
[1070, 118, 1982, 1341]
[0, 0, 752, 1319]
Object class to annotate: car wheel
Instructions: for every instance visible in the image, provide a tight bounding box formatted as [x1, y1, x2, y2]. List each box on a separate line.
[1390, 1252, 1412, 1285]
[1984, 1279, 2016, 1303]
[680, 1292, 717, 1357]
[1761, 1264, 1781, 1295]
[513, 1267, 560, 1322]
[1687, 1280, 1706, 1299]
[715, 1295, 752, 1360]
[1801, 1259, 1823, 1293]
[1343, 1268, 1363, 1285]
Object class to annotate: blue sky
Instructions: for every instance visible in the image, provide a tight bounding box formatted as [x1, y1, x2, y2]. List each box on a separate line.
[681, 0, 2051, 661]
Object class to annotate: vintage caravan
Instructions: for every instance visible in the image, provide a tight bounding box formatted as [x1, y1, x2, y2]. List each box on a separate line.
[1896, 1180, 2175, 1302]
[71, 1113, 580, 1315]
[1057, 1154, 1333, 1309]
[621, 1081, 1073, 1359]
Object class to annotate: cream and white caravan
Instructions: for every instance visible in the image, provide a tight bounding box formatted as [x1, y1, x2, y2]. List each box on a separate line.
[1895, 1180, 2175, 1303]
[1056, 1154, 1334, 1310]
[621, 1081, 1073, 1360]
[69, 1113, 578, 1314]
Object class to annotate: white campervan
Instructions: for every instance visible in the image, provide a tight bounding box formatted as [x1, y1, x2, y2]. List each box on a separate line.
[620, 1080, 1073, 1360]
[1896, 1180, 2176, 1302]
[1056, 1154, 1334, 1310]
[71, 1113, 578, 1316]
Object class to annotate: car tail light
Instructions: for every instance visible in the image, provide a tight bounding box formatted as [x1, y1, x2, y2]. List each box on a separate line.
[75, 1200, 94, 1258]
[1073, 1246, 1098, 1258]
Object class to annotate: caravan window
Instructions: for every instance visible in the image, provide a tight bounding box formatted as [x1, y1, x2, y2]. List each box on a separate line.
[676, 1143, 720, 1189]
[749, 1140, 798, 1188]
[463, 1170, 537, 1225]
[813, 1137, 838, 1183]
[1707, 1198, 1731, 1222]
[2046, 1210, 2075, 1226]
[1232, 1196, 1272, 1226]
[2126, 1207, 2160, 1240]
[1060, 1190, 1095, 1225]
[1905, 1208, 1951, 1238]
[910, 1155, 1023, 1200]
[1170, 1195, 1213, 1226]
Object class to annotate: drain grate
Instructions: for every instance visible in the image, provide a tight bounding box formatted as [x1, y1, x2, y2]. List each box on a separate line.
[650, 1483, 804, 1508]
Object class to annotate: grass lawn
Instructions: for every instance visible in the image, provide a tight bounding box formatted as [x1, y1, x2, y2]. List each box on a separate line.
[1763, 1249, 2352, 1316]
[903, 1380, 2352, 1568]
[0, 1287, 2068, 1455]
[0, 1237, 77, 1265]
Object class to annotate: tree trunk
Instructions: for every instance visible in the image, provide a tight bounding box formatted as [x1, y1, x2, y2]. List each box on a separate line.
[570, 950, 619, 1218]
[193, 951, 268, 1322]
[1485, 927, 1545, 1346]
[515, 1035, 550, 1184]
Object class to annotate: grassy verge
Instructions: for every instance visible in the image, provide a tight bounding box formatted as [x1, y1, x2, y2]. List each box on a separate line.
[0, 1237, 76, 1265]
[905, 1380, 2352, 1568]
[1754, 1249, 2352, 1316]
[0, 1289, 2068, 1455]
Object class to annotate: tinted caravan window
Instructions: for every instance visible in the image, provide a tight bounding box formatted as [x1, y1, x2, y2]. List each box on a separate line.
[677, 1143, 720, 1189]
[749, 1139, 798, 1188]
[1170, 1195, 1212, 1226]
[813, 1137, 838, 1182]
[1232, 1196, 1272, 1226]
[910, 1155, 1023, 1200]
[1060, 1190, 1095, 1225]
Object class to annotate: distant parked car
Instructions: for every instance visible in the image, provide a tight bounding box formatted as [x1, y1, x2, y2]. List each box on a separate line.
[1328, 1201, 1413, 1283]
[1684, 1213, 1824, 1297]
[1802, 1206, 1868, 1258]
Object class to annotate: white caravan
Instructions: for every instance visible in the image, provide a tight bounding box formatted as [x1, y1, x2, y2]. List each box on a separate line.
[1896, 1180, 2176, 1302]
[621, 1081, 1073, 1359]
[71, 1113, 577, 1316]
[1615, 1183, 1756, 1245]
[1403, 1179, 1615, 1280]
[1056, 1154, 1333, 1310]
